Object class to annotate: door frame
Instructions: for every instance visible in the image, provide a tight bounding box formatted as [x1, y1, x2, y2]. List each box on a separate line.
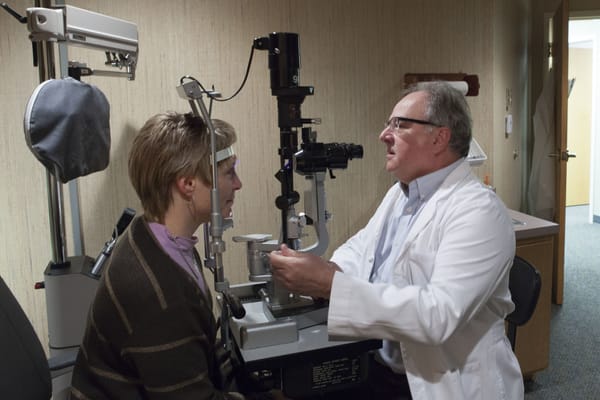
[551, 0, 569, 305]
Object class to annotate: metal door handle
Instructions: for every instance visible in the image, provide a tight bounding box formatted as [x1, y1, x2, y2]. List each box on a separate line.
[548, 150, 576, 161]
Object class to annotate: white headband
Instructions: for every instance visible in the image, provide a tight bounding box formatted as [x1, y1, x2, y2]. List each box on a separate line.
[215, 146, 235, 162]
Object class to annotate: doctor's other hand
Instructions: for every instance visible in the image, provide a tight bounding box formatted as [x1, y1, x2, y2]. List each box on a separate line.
[268, 244, 338, 299]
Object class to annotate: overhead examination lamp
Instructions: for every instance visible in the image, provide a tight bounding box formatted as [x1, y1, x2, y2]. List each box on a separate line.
[2, 3, 139, 80]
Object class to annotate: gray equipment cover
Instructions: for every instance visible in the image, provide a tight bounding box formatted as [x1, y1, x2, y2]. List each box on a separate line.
[23, 77, 110, 183]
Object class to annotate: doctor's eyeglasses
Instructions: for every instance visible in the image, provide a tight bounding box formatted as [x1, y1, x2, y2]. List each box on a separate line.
[384, 116, 442, 131]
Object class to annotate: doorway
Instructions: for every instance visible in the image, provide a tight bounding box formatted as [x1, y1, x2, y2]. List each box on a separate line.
[567, 18, 600, 222]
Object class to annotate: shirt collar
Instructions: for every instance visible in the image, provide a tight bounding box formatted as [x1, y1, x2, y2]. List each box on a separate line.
[400, 158, 464, 201]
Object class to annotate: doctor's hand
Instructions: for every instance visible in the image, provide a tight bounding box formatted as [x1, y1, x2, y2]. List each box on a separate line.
[268, 244, 338, 299]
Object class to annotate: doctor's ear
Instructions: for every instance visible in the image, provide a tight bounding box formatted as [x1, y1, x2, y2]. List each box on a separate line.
[432, 126, 451, 150]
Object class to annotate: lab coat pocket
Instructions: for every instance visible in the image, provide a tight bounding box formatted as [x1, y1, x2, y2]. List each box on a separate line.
[395, 247, 435, 286]
[424, 360, 483, 400]
[460, 359, 484, 400]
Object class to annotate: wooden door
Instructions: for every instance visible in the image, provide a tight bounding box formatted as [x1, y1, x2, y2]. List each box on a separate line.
[551, 0, 569, 305]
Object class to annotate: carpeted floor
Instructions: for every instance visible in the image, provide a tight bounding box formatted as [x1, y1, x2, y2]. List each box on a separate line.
[525, 205, 600, 399]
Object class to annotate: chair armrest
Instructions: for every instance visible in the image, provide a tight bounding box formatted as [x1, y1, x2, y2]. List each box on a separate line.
[48, 349, 78, 371]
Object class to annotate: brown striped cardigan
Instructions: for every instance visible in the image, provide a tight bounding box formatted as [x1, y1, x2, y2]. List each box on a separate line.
[71, 216, 270, 400]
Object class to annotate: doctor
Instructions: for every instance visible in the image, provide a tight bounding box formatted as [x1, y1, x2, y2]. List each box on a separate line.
[269, 81, 523, 400]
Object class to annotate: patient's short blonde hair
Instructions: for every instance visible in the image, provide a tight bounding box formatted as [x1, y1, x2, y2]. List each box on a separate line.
[128, 112, 236, 222]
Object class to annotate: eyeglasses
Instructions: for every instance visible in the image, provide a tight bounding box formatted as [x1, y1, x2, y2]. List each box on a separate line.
[384, 116, 442, 130]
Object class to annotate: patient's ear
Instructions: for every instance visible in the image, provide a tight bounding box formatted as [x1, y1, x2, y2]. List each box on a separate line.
[175, 176, 196, 201]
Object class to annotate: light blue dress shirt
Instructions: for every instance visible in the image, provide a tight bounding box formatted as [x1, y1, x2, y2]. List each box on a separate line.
[369, 158, 464, 371]
[370, 158, 463, 284]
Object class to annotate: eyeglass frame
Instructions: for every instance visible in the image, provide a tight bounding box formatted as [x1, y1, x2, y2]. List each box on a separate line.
[385, 116, 442, 130]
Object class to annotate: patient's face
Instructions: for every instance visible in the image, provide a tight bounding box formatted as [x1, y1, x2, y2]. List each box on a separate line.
[186, 156, 241, 227]
[217, 156, 242, 218]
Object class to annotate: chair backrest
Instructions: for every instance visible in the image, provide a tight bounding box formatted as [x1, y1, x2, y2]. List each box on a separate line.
[0, 276, 52, 400]
[505, 256, 542, 350]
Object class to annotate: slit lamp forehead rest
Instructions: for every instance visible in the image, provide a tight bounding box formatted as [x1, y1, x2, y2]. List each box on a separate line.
[216, 146, 235, 162]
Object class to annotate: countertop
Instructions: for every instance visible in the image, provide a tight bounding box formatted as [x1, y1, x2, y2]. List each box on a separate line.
[509, 209, 559, 240]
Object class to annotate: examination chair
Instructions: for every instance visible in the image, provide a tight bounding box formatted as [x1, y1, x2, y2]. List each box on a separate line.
[505, 255, 542, 351]
[0, 276, 75, 399]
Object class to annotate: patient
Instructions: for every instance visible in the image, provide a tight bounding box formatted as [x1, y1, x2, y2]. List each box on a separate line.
[71, 112, 283, 399]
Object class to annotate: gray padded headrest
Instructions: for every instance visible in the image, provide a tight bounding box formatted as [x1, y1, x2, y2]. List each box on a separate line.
[24, 77, 111, 183]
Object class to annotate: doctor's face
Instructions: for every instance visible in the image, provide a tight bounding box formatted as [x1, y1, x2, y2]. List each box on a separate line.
[379, 91, 441, 184]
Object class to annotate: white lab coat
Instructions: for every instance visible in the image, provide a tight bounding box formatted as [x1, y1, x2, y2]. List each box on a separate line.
[328, 160, 523, 400]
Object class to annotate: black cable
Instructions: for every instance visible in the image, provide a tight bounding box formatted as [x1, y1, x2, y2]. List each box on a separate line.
[1, 3, 28, 23]
[179, 43, 256, 103]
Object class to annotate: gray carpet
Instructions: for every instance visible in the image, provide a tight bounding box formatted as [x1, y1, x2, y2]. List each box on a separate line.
[525, 205, 600, 399]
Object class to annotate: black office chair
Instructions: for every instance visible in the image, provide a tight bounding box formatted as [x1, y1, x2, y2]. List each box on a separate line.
[0, 276, 76, 400]
[0, 275, 51, 399]
[505, 255, 542, 351]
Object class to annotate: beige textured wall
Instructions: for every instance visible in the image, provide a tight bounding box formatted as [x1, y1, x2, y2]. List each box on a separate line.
[1, 0, 52, 350]
[492, 0, 530, 209]
[2, 0, 522, 352]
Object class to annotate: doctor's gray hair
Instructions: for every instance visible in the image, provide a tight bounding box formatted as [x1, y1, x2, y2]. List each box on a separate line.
[401, 81, 472, 158]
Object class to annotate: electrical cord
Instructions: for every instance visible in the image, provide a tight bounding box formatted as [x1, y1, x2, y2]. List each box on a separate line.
[179, 43, 256, 103]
